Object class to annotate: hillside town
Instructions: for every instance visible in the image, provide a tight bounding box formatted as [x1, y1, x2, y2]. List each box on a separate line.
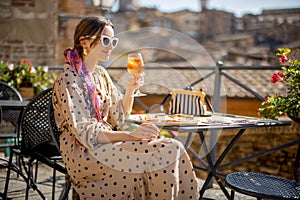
[110, 0, 300, 66]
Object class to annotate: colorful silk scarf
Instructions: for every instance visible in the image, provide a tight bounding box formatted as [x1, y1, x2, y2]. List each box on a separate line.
[64, 48, 102, 122]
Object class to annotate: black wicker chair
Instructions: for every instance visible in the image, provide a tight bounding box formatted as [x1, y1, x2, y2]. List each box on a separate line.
[3, 88, 68, 200]
[0, 81, 23, 150]
[225, 140, 300, 200]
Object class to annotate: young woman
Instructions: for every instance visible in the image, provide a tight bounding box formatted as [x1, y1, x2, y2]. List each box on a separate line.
[52, 16, 199, 199]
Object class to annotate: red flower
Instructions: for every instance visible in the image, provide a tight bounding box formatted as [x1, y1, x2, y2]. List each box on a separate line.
[270, 72, 285, 83]
[264, 96, 270, 102]
[18, 59, 32, 66]
[278, 71, 284, 77]
[279, 54, 288, 63]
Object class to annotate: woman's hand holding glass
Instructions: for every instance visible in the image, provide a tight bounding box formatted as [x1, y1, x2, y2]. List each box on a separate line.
[126, 75, 144, 95]
[127, 53, 146, 97]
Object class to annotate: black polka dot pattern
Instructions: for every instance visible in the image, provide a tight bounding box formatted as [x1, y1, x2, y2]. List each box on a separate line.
[52, 65, 199, 199]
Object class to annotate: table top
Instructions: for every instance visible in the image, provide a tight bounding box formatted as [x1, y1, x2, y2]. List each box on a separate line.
[0, 100, 29, 109]
[0, 100, 29, 127]
[128, 113, 292, 131]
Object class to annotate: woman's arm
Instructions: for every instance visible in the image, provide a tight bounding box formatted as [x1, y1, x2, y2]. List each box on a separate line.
[97, 123, 159, 144]
[54, 67, 158, 147]
[121, 77, 143, 117]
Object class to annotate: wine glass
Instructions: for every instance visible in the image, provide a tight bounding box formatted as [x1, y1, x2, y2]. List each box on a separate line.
[127, 53, 147, 97]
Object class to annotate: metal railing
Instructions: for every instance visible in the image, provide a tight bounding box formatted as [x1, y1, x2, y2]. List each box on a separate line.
[49, 62, 283, 107]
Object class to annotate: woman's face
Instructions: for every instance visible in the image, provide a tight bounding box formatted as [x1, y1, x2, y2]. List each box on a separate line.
[96, 25, 115, 62]
[81, 25, 116, 62]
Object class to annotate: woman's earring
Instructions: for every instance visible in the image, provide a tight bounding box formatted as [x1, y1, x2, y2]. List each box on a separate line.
[83, 48, 87, 57]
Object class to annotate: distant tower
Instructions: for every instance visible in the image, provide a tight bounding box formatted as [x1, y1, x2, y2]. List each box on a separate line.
[118, 0, 139, 11]
[201, 0, 208, 11]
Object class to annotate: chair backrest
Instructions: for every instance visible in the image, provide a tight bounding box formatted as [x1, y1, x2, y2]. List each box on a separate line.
[168, 89, 214, 116]
[47, 96, 61, 150]
[0, 81, 23, 101]
[20, 88, 53, 150]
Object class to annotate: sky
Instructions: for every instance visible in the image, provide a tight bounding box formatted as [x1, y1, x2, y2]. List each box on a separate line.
[133, 0, 300, 17]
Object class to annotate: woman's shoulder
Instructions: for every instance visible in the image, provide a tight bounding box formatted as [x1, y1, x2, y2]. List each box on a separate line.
[57, 64, 80, 82]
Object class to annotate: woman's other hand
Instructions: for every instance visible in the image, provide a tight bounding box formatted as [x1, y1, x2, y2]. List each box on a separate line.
[130, 123, 159, 141]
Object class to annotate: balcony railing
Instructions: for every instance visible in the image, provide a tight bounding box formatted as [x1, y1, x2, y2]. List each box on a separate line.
[49, 62, 283, 109]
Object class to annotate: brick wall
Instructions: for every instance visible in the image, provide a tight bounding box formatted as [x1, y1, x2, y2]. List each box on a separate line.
[0, 0, 58, 65]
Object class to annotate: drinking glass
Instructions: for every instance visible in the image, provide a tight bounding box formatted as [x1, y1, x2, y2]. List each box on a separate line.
[127, 53, 146, 97]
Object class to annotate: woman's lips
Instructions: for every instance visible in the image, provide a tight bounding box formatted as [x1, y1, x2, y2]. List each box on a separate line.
[103, 50, 111, 56]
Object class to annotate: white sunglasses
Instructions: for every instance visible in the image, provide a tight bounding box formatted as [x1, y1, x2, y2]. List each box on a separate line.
[100, 35, 119, 48]
[81, 35, 119, 48]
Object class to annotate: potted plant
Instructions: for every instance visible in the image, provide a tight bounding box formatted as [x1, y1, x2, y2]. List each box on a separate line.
[0, 59, 56, 96]
[259, 47, 300, 121]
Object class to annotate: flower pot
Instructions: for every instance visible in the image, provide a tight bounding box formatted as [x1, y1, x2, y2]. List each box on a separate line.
[20, 87, 34, 99]
[288, 114, 300, 125]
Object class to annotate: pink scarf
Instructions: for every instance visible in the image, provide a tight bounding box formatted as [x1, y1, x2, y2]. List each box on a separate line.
[64, 48, 102, 122]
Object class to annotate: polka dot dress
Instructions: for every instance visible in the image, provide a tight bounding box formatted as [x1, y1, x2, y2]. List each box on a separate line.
[52, 65, 199, 199]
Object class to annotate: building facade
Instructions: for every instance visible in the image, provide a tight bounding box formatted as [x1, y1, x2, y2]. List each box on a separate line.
[0, 0, 299, 66]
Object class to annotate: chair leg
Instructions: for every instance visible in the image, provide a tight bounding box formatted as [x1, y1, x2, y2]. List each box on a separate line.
[52, 160, 56, 200]
[34, 160, 39, 182]
[3, 147, 14, 199]
[25, 158, 34, 199]
[25, 157, 47, 200]
[230, 190, 235, 200]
